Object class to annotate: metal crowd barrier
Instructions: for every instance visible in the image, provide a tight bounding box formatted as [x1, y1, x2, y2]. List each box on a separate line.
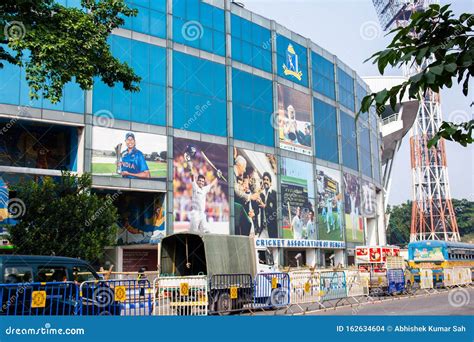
[419, 269, 434, 289]
[319, 271, 347, 301]
[288, 271, 321, 307]
[345, 270, 369, 297]
[453, 267, 471, 286]
[253, 272, 290, 310]
[387, 269, 405, 294]
[0, 281, 79, 316]
[152, 275, 208, 316]
[208, 274, 254, 315]
[79, 279, 152, 316]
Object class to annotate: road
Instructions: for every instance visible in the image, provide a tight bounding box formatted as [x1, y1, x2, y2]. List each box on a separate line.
[312, 287, 474, 315]
[244, 287, 474, 316]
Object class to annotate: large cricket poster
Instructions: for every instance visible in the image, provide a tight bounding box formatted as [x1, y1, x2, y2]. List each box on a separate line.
[114, 192, 166, 245]
[91, 127, 167, 181]
[173, 138, 230, 235]
[343, 172, 364, 243]
[277, 84, 312, 156]
[361, 180, 377, 217]
[316, 166, 344, 241]
[233, 148, 277, 238]
[280, 158, 315, 240]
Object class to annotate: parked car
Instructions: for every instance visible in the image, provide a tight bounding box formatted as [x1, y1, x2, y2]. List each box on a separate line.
[0, 255, 120, 315]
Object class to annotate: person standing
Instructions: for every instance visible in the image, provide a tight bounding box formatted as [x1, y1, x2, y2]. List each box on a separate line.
[259, 172, 278, 238]
[189, 162, 221, 234]
[119, 132, 151, 179]
[291, 206, 303, 239]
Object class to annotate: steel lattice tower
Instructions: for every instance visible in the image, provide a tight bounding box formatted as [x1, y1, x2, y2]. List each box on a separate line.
[372, 0, 460, 242]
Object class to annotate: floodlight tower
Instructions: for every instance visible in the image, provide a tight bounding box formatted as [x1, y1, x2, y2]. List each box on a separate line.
[372, 0, 460, 242]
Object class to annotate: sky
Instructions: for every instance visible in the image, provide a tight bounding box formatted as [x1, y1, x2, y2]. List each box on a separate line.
[242, 0, 474, 205]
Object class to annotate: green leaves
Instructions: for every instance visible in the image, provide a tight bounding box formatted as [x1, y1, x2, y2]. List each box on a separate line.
[1, 0, 140, 103]
[359, 4, 473, 147]
[8, 172, 119, 263]
[429, 120, 474, 147]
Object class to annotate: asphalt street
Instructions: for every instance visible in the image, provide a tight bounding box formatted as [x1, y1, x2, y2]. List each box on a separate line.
[243, 287, 474, 316]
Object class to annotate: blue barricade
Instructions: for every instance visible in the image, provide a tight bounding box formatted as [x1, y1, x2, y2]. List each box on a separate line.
[0, 281, 79, 316]
[79, 279, 153, 316]
[254, 272, 290, 309]
[387, 269, 405, 294]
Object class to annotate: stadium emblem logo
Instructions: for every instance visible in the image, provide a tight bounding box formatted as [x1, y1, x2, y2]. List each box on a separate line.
[282, 44, 303, 81]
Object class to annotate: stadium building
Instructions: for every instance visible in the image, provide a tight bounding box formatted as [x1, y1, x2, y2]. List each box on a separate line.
[0, 0, 386, 271]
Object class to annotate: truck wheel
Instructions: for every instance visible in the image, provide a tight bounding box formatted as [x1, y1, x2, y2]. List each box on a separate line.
[216, 293, 232, 314]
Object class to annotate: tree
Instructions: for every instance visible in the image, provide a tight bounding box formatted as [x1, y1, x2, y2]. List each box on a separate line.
[8, 172, 118, 263]
[387, 199, 474, 245]
[386, 202, 411, 246]
[1, 0, 140, 103]
[360, 4, 473, 147]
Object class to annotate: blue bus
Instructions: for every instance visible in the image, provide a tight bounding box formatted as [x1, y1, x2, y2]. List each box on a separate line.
[407, 240, 474, 285]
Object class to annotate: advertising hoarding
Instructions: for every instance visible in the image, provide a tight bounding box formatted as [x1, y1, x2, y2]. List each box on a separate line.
[173, 138, 229, 235]
[233, 148, 278, 238]
[317, 166, 344, 241]
[277, 84, 312, 156]
[361, 180, 377, 217]
[92, 127, 167, 181]
[343, 172, 364, 243]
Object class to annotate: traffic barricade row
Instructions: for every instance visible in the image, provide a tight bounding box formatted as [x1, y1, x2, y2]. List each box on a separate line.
[2, 269, 471, 316]
[152, 276, 208, 316]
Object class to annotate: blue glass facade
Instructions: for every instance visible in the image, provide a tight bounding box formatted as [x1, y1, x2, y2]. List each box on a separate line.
[232, 69, 274, 146]
[123, 0, 167, 38]
[93, 36, 167, 125]
[173, 0, 225, 56]
[337, 68, 355, 112]
[314, 98, 338, 163]
[231, 15, 272, 73]
[312, 53, 335, 100]
[173, 51, 227, 136]
[340, 111, 358, 171]
[359, 123, 372, 178]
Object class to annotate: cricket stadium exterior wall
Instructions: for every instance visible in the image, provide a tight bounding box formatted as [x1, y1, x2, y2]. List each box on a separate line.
[0, 0, 385, 271]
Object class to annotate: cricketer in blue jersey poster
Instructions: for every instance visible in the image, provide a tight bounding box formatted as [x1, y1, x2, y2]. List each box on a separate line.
[91, 127, 167, 181]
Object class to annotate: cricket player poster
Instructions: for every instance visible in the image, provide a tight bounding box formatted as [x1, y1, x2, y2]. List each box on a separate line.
[280, 158, 316, 240]
[277, 84, 312, 156]
[115, 192, 166, 245]
[91, 127, 167, 181]
[361, 180, 377, 217]
[233, 148, 277, 238]
[316, 165, 344, 241]
[173, 138, 230, 235]
[343, 171, 364, 243]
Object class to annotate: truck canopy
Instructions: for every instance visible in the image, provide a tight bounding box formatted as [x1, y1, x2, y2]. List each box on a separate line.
[160, 233, 256, 277]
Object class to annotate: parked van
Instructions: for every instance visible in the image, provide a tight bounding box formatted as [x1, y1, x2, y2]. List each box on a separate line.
[0, 255, 120, 315]
[0, 255, 100, 284]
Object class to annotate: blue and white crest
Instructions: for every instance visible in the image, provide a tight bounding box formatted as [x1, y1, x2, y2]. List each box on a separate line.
[282, 44, 303, 81]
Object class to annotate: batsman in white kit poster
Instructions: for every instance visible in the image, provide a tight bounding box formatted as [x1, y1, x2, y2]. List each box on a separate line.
[173, 138, 230, 234]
